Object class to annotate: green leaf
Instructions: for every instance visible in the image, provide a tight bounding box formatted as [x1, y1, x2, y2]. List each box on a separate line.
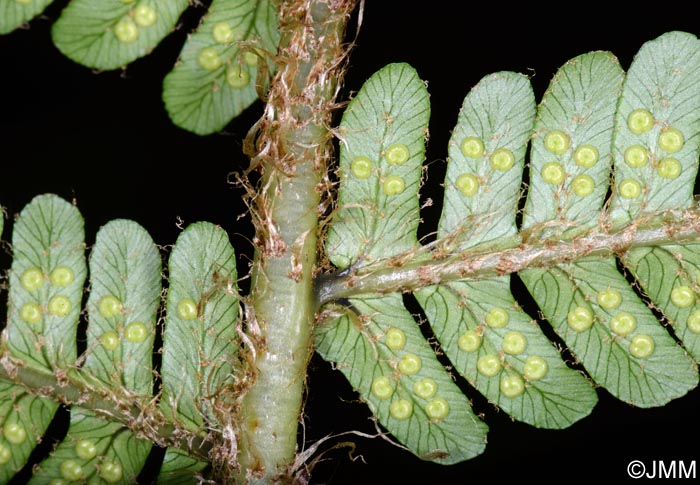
[29, 220, 161, 483]
[318, 63, 488, 462]
[1, 194, 85, 480]
[519, 258, 698, 407]
[0, 382, 58, 483]
[522, 51, 625, 235]
[613, 32, 700, 367]
[28, 408, 152, 484]
[0, 0, 55, 35]
[419, 70, 594, 426]
[437, 71, 534, 250]
[5, 194, 87, 370]
[324, 62, 430, 269]
[514, 49, 696, 407]
[314, 294, 488, 464]
[160, 222, 239, 430]
[50, 0, 189, 70]
[416, 280, 597, 428]
[158, 448, 210, 485]
[162, 0, 280, 135]
[623, 242, 700, 362]
[417, 72, 595, 428]
[609, 31, 700, 224]
[83, 219, 161, 395]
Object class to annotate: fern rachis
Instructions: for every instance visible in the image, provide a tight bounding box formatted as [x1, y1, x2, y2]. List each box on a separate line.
[2, 2, 700, 483]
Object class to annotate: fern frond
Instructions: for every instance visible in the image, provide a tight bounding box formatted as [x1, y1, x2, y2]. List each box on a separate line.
[318, 31, 700, 463]
[162, 0, 280, 135]
[158, 221, 240, 482]
[0, 194, 85, 480]
[323, 62, 429, 269]
[29, 219, 160, 483]
[615, 32, 700, 365]
[1, 0, 281, 136]
[0, 197, 241, 483]
[50, 0, 190, 71]
[0, 0, 55, 35]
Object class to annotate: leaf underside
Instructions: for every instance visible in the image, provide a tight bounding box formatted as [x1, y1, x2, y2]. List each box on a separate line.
[3, 0, 281, 136]
[158, 221, 240, 481]
[162, 0, 280, 135]
[0, 197, 239, 483]
[2, 23, 700, 482]
[616, 33, 700, 367]
[318, 63, 494, 462]
[324, 62, 430, 269]
[50, 0, 190, 71]
[31, 219, 161, 483]
[1, 194, 85, 481]
[318, 31, 700, 464]
[0, 0, 55, 35]
[314, 294, 488, 465]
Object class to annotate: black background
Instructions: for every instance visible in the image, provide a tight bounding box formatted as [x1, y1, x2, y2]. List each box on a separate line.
[1, 2, 699, 484]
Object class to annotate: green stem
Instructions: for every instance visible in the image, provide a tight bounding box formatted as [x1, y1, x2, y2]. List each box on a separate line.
[317, 207, 700, 304]
[235, 1, 356, 482]
[0, 354, 212, 461]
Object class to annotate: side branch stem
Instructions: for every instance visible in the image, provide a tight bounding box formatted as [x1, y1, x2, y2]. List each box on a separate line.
[0, 355, 212, 461]
[317, 209, 700, 305]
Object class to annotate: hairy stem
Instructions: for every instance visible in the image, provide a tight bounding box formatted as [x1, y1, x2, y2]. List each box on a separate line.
[235, 1, 356, 483]
[317, 208, 700, 304]
[0, 354, 212, 461]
